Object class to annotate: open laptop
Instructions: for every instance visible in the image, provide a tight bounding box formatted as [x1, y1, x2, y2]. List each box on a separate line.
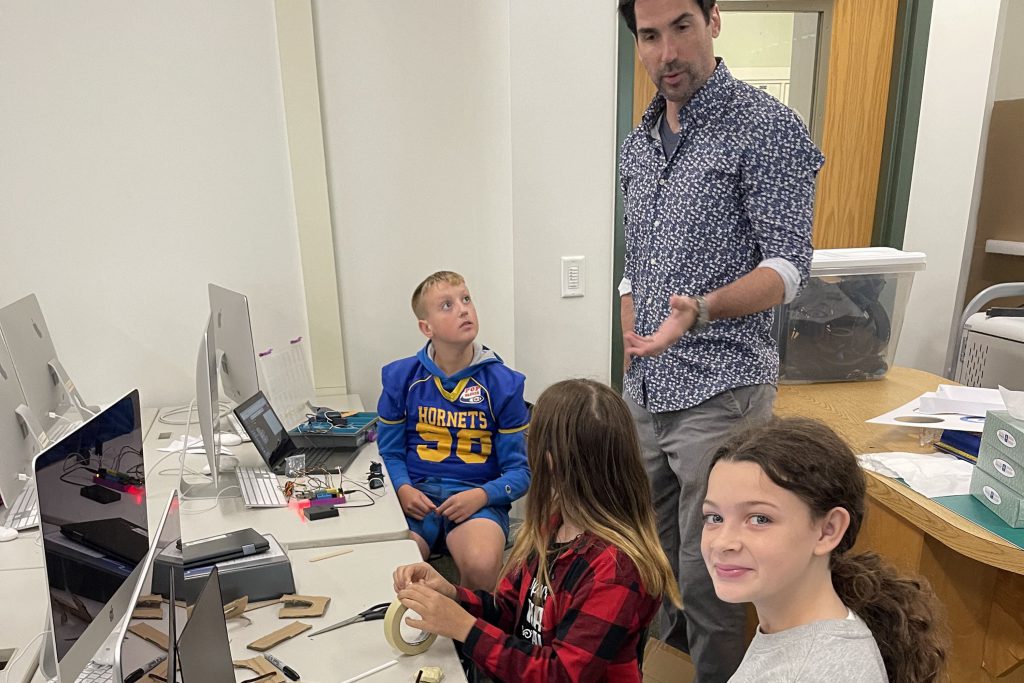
[176, 566, 234, 683]
[233, 391, 360, 475]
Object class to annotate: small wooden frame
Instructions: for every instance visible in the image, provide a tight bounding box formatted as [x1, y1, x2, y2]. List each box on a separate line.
[233, 656, 287, 683]
[132, 595, 164, 620]
[127, 623, 169, 651]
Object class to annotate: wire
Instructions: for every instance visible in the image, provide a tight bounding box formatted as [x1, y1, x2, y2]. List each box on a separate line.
[158, 401, 232, 426]
[3, 630, 47, 683]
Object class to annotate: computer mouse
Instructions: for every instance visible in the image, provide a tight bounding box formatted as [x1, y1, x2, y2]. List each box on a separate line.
[0, 527, 19, 542]
[216, 433, 243, 447]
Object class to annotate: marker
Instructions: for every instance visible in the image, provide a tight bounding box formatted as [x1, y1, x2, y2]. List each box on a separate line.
[263, 652, 301, 681]
[124, 654, 168, 683]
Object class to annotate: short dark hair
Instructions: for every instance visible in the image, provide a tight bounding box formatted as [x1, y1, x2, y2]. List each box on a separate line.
[618, 0, 717, 37]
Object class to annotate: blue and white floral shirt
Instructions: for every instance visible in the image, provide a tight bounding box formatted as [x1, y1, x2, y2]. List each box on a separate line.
[621, 60, 824, 413]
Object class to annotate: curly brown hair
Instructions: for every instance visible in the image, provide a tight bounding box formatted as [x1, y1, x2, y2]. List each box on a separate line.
[710, 416, 948, 683]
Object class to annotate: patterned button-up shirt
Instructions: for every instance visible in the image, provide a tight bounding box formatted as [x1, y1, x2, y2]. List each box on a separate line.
[621, 60, 824, 413]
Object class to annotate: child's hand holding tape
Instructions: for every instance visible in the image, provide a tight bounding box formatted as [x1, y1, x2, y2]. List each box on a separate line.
[388, 562, 475, 653]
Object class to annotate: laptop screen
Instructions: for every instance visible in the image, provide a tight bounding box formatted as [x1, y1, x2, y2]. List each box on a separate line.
[34, 389, 147, 665]
[234, 391, 290, 466]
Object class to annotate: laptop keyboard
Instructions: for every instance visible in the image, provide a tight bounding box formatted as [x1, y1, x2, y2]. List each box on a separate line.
[75, 661, 113, 683]
[302, 448, 337, 470]
[2, 483, 39, 530]
[237, 466, 287, 508]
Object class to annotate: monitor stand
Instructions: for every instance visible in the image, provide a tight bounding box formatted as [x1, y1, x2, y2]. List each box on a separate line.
[179, 462, 241, 501]
[38, 610, 57, 682]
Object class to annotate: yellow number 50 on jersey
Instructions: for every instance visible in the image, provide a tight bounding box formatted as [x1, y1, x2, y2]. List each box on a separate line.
[416, 423, 492, 464]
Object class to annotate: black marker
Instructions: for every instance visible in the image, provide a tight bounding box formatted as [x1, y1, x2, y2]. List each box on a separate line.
[124, 654, 167, 683]
[264, 652, 301, 680]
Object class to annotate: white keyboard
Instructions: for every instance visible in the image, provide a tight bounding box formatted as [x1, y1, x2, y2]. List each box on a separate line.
[2, 482, 39, 530]
[75, 661, 112, 683]
[225, 412, 252, 443]
[237, 466, 287, 508]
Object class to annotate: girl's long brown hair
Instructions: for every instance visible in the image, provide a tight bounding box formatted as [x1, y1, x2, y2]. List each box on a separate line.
[711, 417, 947, 683]
[500, 379, 680, 605]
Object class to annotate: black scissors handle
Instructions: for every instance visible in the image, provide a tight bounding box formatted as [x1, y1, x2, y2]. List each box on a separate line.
[359, 602, 391, 622]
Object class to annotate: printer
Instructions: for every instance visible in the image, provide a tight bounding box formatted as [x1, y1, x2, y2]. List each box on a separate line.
[954, 313, 1024, 389]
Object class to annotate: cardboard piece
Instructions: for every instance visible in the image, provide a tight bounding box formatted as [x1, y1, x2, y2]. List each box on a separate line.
[145, 659, 171, 682]
[642, 639, 695, 683]
[247, 621, 311, 652]
[233, 656, 287, 683]
[224, 595, 249, 620]
[245, 598, 284, 613]
[278, 595, 330, 618]
[127, 623, 169, 651]
[132, 594, 164, 620]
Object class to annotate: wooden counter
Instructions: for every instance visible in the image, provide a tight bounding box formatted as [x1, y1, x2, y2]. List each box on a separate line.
[776, 367, 1024, 682]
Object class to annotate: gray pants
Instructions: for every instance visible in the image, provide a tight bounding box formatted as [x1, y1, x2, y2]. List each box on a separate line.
[627, 384, 776, 683]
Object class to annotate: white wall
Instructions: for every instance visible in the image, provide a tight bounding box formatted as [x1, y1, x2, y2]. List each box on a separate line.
[0, 1, 308, 409]
[315, 1, 617, 408]
[508, 2, 617, 399]
[995, 0, 1024, 101]
[895, 1, 1006, 375]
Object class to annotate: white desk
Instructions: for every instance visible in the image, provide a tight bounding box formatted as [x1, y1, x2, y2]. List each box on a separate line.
[143, 407, 410, 550]
[227, 540, 466, 683]
[0, 531, 42, 570]
[0, 568, 47, 683]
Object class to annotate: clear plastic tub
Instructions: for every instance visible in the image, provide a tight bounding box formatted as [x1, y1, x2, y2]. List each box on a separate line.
[774, 247, 927, 384]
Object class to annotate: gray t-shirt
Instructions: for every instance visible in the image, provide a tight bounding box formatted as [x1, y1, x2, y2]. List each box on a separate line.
[729, 611, 887, 682]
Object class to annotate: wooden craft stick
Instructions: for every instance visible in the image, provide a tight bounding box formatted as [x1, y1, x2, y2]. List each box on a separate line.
[308, 547, 353, 562]
[246, 621, 311, 652]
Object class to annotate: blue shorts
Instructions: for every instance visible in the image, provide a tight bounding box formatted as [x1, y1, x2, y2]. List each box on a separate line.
[406, 478, 510, 554]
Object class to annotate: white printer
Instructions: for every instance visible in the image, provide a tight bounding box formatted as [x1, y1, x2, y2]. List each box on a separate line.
[955, 313, 1024, 389]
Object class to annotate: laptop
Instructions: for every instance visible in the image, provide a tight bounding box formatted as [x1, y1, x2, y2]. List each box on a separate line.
[61, 518, 150, 565]
[177, 567, 235, 683]
[233, 391, 360, 475]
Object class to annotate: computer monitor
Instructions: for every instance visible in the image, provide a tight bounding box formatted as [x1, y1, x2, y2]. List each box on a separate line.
[32, 389, 147, 681]
[182, 316, 239, 500]
[208, 284, 259, 405]
[0, 336, 45, 509]
[116, 490, 182, 683]
[0, 294, 97, 440]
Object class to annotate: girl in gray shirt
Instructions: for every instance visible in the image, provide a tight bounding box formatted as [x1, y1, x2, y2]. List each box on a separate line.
[701, 417, 948, 682]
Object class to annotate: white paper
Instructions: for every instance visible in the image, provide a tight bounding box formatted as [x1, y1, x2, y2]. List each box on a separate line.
[867, 396, 987, 432]
[917, 385, 1004, 416]
[858, 452, 974, 498]
[1000, 385, 1024, 420]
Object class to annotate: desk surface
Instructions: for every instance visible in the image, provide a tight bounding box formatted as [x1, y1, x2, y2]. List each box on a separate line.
[231, 541, 466, 683]
[143, 401, 410, 550]
[0, 568, 47, 683]
[776, 366, 1024, 574]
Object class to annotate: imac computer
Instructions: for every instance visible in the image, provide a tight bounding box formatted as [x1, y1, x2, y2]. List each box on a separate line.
[183, 285, 259, 500]
[32, 389, 147, 682]
[0, 294, 98, 441]
[208, 284, 259, 405]
[0, 336, 46, 525]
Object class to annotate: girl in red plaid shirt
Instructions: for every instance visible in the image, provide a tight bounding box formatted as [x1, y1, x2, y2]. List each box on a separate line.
[394, 378, 680, 682]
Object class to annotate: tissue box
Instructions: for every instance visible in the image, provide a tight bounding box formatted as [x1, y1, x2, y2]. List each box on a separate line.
[970, 468, 1024, 528]
[774, 248, 925, 384]
[981, 411, 1024, 461]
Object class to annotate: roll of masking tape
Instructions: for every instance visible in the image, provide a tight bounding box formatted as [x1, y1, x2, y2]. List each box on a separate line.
[383, 599, 437, 655]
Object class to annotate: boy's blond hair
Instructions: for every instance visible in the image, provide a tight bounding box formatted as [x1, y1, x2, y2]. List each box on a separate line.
[411, 271, 465, 319]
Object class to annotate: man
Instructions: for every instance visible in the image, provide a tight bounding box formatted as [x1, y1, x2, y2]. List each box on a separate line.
[617, 0, 824, 680]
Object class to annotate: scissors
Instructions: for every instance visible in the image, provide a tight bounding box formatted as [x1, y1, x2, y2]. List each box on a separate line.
[307, 601, 390, 637]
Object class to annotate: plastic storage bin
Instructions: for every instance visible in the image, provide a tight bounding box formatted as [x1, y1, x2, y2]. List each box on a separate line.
[774, 247, 926, 384]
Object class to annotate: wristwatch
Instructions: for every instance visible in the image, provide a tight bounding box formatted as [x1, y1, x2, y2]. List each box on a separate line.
[691, 295, 710, 331]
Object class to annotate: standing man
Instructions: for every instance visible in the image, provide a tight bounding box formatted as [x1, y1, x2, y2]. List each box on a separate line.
[617, 0, 824, 680]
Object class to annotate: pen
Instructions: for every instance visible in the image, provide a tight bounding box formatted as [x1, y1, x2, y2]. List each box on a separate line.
[263, 652, 301, 681]
[124, 654, 168, 683]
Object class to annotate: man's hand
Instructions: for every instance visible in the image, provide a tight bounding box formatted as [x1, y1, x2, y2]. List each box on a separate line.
[397, 484, 436, 521]
[436, 488, 488, 524]
[621, 293, 635, 374]
[397, 582, 476, 642]
[624, 295, 698, 358]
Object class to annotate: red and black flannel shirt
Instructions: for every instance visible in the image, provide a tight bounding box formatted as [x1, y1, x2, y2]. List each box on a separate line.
[456, 533, 660, 682]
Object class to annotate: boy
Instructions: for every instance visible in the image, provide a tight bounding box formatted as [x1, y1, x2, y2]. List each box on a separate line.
[378, 271, 530, 590]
